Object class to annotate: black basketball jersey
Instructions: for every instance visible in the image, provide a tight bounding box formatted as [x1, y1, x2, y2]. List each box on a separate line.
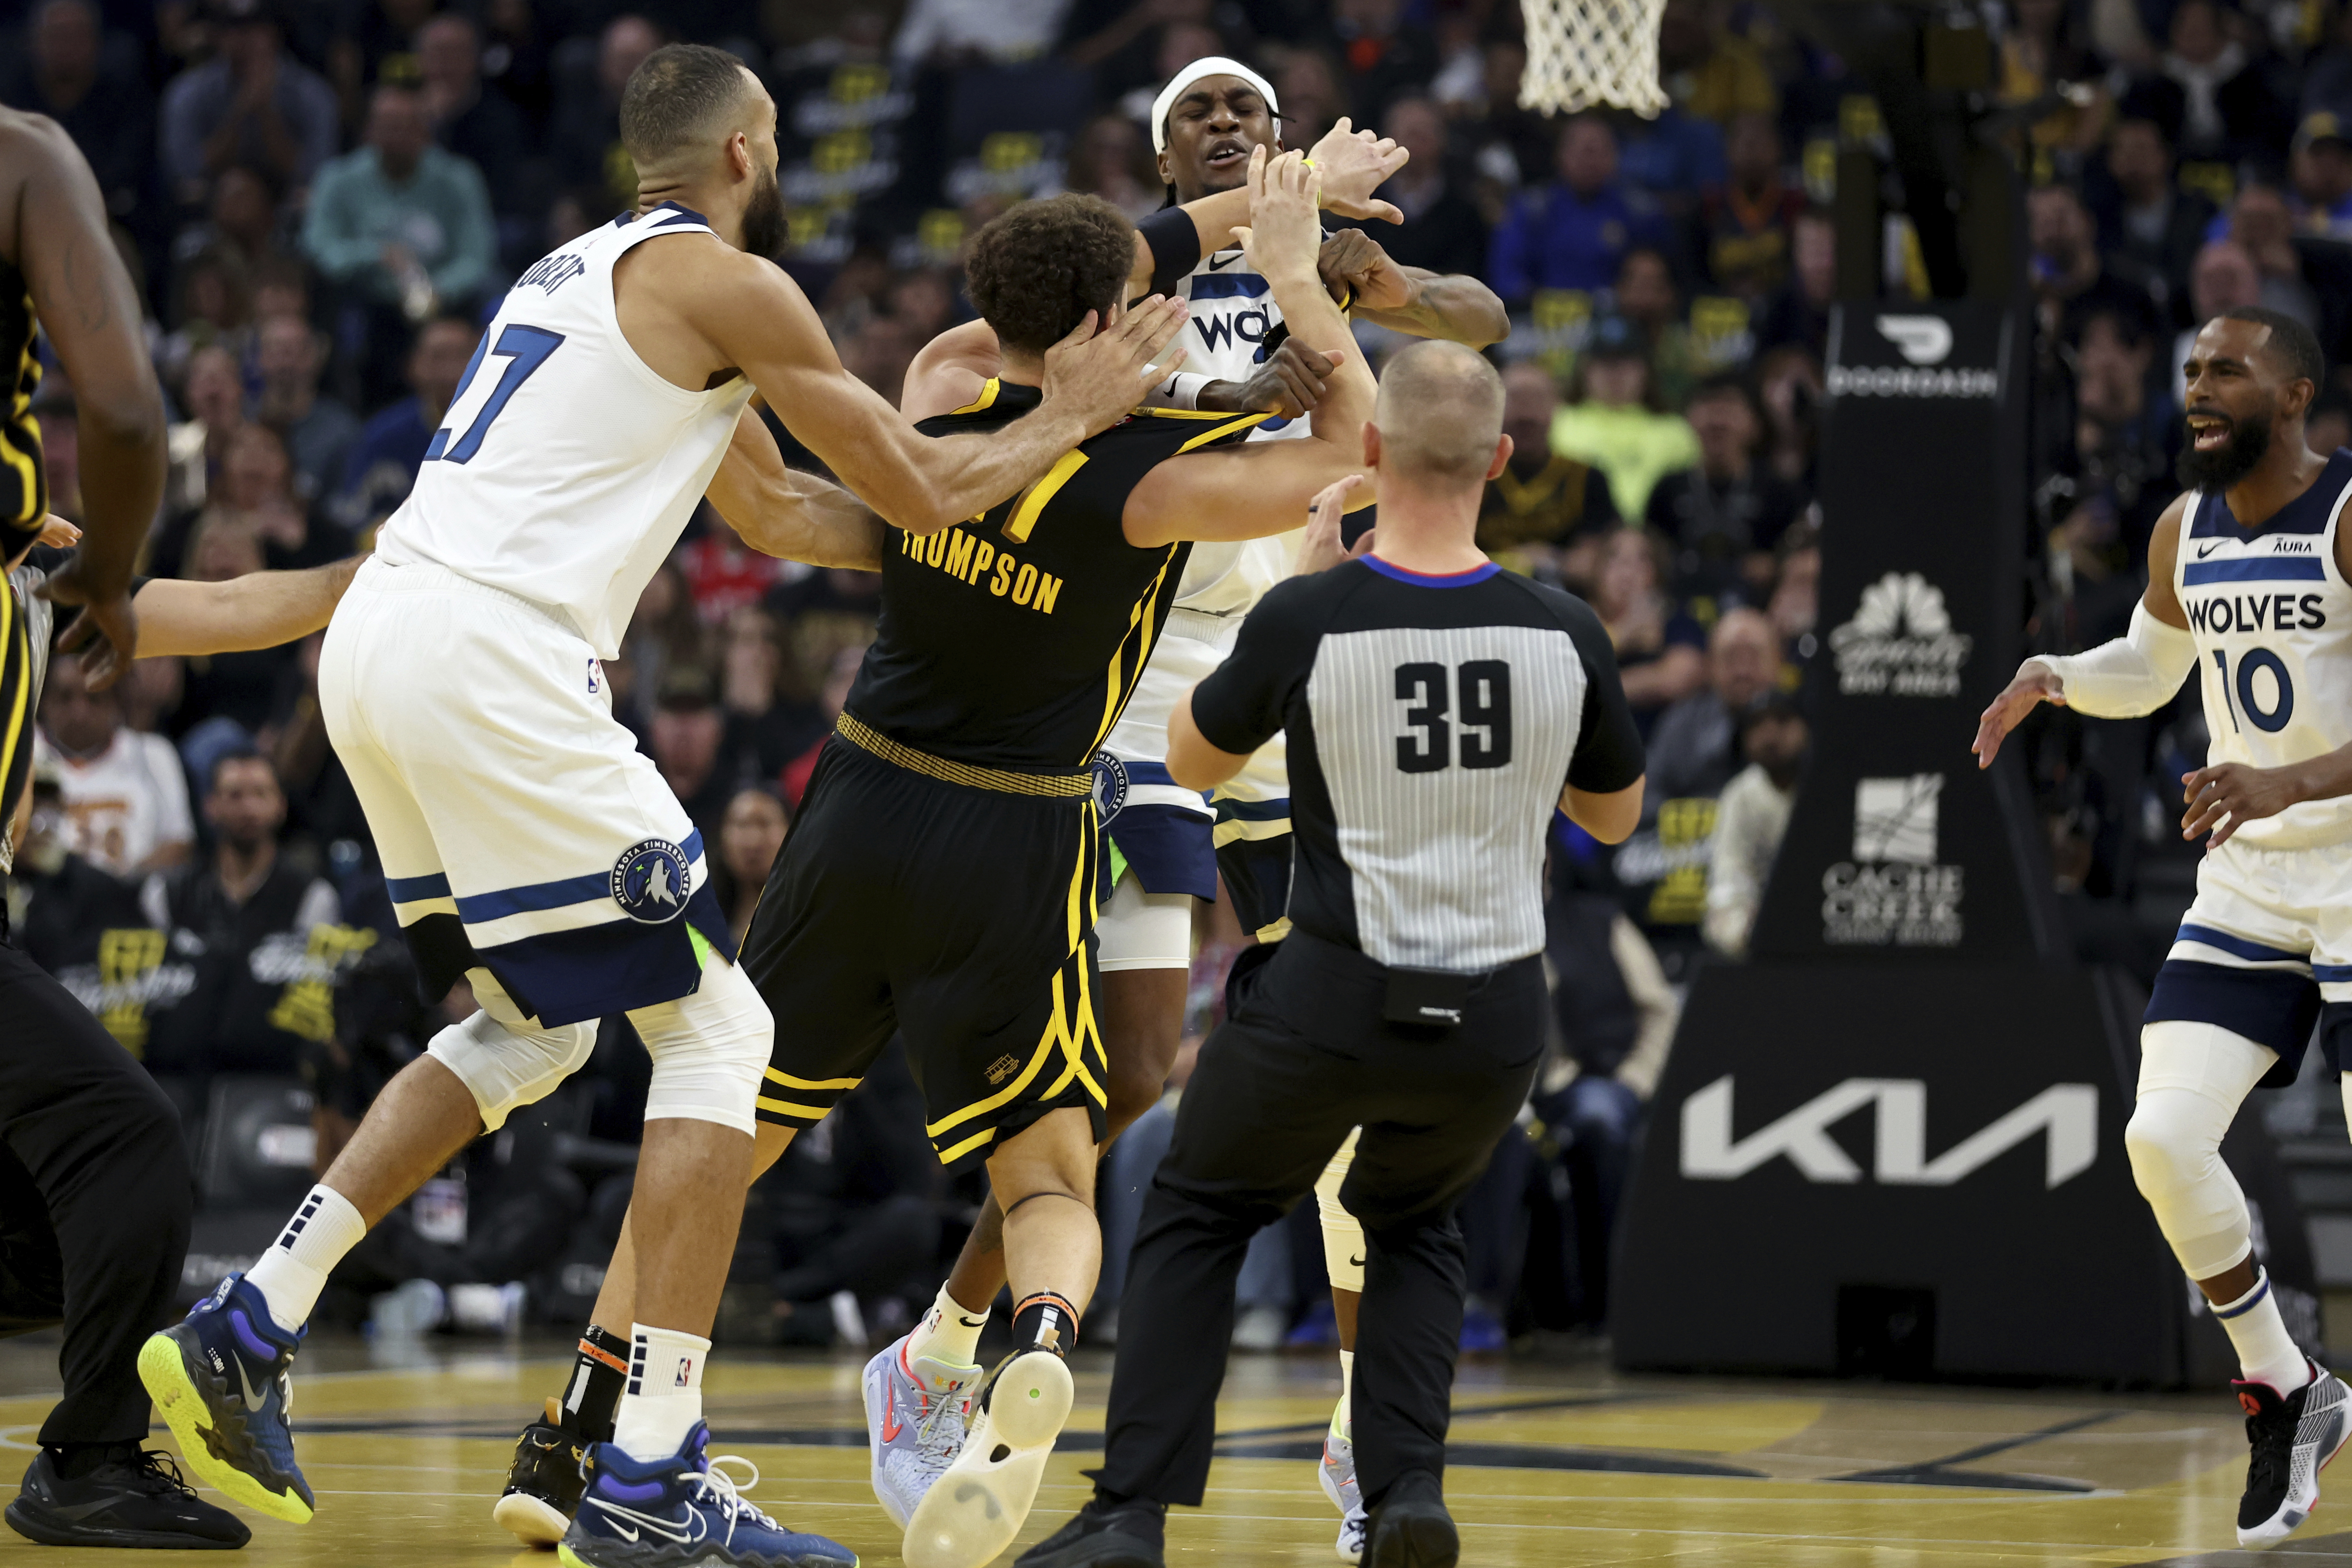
[0, 253, 40, 549]
[1191, 557, 1646, 972]
[845, 378, 1264, 772]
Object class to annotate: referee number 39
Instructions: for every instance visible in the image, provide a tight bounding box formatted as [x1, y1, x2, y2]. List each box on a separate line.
[1395, 661, 1513, 773]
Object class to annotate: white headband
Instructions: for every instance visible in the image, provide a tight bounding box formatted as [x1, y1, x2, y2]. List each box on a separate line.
[1149, 57, 1283, 156]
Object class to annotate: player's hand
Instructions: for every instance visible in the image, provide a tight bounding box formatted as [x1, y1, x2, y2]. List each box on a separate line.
[1211, 340, 1345, 419]
[36, 555, 139, 691]
[1971, 661, 2065, 769]
[1039, 294, 1190, 438]
[36, 514, 80, 549]
[1232, 147, 1323, 288]
[1317, 229, 1416, 313]
[1307, 118, 1407, 225]
[2181, 761, 2304, 848]
[1295, 474, 1365, 574]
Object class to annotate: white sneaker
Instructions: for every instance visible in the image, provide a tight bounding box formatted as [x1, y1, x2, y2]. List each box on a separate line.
[903, 1349, 1072, 1568]
[2236, 1361, 2352, 1546]
[862, 1334, 981, 1528]
[1318, 1427, 1367, 1564]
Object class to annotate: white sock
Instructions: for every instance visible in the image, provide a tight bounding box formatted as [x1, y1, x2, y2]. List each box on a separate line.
[612, 1324, 710, 1463]
[1333, 1349, 1354, 1441]
[908, 1285, 988, 1368]
[243, 1185, 367, 1333]
[2216, 1269, 2311, 1393]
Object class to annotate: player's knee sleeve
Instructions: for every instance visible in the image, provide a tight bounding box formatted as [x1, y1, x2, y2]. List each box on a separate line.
[1316, 1129, 1365, 1293]
[426, 968, 596, 1133]
[2125, 1087, 2253, 1279]
[630, 956, 772, 1135]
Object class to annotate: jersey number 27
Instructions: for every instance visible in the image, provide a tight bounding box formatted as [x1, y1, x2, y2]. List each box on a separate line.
[1395, 661, 1513, 773]
[424, 325, 566, 464]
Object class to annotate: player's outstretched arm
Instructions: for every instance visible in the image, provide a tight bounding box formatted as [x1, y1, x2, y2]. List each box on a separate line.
[1973, 495, 2196, 767]
[684, 250, 1186, 535]
[3, 110, 165, 685]
[106, 554, 365, 659]
[1317, 229, 1508, 349]
[704, 407, 884, 571]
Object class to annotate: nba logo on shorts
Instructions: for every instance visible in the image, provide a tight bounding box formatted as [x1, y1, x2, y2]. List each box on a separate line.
[610, 839, 690, 923]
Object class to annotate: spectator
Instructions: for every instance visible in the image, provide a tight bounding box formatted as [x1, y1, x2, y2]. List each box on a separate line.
[2291, 113, 2352, 239]
[173, 515, 301, 746]
[418, 12, 539, 221]
[679, 521, 783, 625]
[840, 313, 918, 406]
[2028, 181, 2163, 348]
[2172, 239, 2261, 402]
[1754, 343, 1822, 492]
[157, 0, 339, 208]
[139, 750, 350, 1080]
[893, 0, 1073, 67]
[0, 0, 157, 248]
[1752, 207, 1834, 358]
[213, 423, 348, 570]
[1274, 49, 1347, 153]
[1587, 525, 1706, 734]
[34, 657, 196, 880]
[304, 83, 498, 398]
[1703, 691, 1807, 959]
[2152, 0, 2294, 163]
[780, 645, 864, 808]
[1549, 314, 1700, 520]
[2064, 306, 2175, 580]
[1327, 96, 1487, 281]
[2310, 390, 2352, 454]
[2090, 115, 2215, 306]
[328, 0, 435, 116]
[1457, 37, 1555, 203]
[175, 162, 288, 281]
[158, 245, 255, 395]
[1477, 361, 1618, 581]
[551, 14, 661, 211]
[1322, 0, 1439, 130]
[2222, 183, 2322, 328]
[646, 666, 734, 847]
[887, 269, 958, 341]
[1059, 111, 1161, 222]
[1488, 113, 1670, 302]
[1614, 246, 1702, 408]
[1646, 374, 1805, 605]
[1060, 0, 1223, 110]
[8, 765, 152, 1038]
[719, 605, 825, 781]
[334, 314, 481, 534]
[1998, 0, 2110, 155]
[713, 785, 789, 947]
[1643, 606, 1786, 806]
[618, 559, 709, 734]
[254, 312, 360, 504]
[1658, 0, 1775, 125]
[1694, 111, 1805, 301]
[1767, 519, 1822, 667]
[764, 564, 883, 698]
[164, 342, 248, 522]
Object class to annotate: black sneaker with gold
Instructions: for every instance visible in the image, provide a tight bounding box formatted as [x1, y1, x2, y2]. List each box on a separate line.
[5, 1444, 249, 1549]
[494, 1399, 590, 1547]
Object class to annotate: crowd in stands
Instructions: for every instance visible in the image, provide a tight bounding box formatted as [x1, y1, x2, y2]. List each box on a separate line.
[0, 0, 2280, 1348]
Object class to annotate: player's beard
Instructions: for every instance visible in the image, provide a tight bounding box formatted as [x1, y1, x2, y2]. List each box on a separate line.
[740, 162, 786, 260]
[2176, 404, 2274, 491]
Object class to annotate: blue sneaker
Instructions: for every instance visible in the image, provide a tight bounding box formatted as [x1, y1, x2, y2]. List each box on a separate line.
[558, 1422, 857, 1568]
[136, 1274, 314, 1523]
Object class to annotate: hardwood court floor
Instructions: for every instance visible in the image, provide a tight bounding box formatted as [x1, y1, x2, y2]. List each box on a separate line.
[0, 1332, 2331, 1566]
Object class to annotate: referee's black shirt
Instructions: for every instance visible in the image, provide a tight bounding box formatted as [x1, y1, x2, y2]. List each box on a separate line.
[1190, 555, 1644, 974]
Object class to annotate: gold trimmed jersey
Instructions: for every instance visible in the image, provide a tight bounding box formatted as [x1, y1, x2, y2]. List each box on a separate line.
[845, 378, 1263, 772]
[0, 253, 40, 551]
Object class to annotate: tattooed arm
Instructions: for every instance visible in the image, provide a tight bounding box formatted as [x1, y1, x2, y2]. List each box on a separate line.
[0, 109, 166, 686]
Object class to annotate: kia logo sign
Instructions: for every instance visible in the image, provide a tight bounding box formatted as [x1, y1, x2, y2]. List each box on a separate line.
[1876, 314, 1954, 364]
[1679, 1076, 2098, 1189]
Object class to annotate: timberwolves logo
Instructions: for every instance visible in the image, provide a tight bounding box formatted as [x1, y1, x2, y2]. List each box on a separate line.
[610, 840, 690, 924]
[1089, 752, 1128, 826]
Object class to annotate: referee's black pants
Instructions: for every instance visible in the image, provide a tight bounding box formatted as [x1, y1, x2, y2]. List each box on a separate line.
[1094, 930, 1545, 1511]
[0, 941, 193, 1446]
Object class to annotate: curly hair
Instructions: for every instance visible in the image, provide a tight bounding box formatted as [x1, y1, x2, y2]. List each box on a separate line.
[965, 195, 1137, 357]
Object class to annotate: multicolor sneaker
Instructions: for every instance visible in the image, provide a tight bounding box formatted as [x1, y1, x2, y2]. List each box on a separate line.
[557, 1422, 856, 1568]
[1318, 1427, 1367, 1563]
[137, 1274, 314, 1523]
[493, 1398, 590, 1546]
[2236, 1361, 2352, 1546]
[902, 1349, 1072, 1568]
[862, 1334, 980, 1527]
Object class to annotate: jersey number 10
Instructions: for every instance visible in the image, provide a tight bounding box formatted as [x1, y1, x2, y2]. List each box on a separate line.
[1395, 661, 1513, 773]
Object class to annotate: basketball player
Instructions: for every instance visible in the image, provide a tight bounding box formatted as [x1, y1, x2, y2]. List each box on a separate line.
[865, 62, 1506, 1563]
[1975, 307, 2352, 1547]
[138, 44, 1183, 1568]
[1019, 342, 1645, 1568]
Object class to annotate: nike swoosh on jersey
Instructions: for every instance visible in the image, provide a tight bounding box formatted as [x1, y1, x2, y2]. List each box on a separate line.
[1207, 252, 1243, 270]
[2198, 541, 2225, 558]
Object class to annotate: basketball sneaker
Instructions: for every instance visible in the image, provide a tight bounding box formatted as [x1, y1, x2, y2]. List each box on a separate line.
[493, 1398, 590, 1546]
[2236, 1361, 2352, 1546]
[1363, 1469, 1457, 1568]
[136, 1274, 314, 1523]
[5, 1445, 249, 1549]
[558, 1422, 857, 1568]
[1319, 1428, 1368, 1563]
[862, 1334, 980, 1526]
[902, 1348, 1073, 1568]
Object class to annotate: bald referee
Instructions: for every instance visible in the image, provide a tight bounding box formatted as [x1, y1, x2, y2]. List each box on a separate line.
[1020, 341, 1646, 1568]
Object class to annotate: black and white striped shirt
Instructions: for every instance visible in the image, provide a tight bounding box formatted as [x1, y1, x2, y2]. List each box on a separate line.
[1191, 557, 1644, 973]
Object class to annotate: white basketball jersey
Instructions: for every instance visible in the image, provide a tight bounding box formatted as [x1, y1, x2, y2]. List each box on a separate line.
[2176, 447, 2352, 848]
[374, 203, 756, 658]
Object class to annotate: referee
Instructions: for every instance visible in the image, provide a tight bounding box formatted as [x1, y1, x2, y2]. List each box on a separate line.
[1020, 341, 1646, 1568]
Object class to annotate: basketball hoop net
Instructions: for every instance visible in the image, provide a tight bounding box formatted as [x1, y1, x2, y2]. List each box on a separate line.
[1520, 0, 1671, 117]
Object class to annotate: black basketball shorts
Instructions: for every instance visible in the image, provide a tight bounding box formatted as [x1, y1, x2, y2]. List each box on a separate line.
[738, 734, 1110, 1170]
